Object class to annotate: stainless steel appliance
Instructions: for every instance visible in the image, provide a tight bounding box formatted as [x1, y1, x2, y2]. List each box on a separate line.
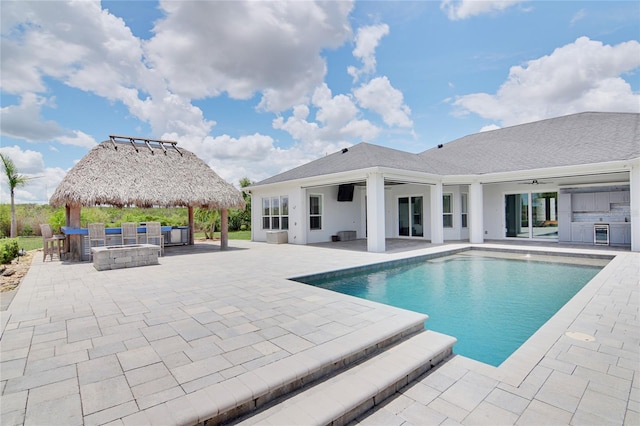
[594, 224, 609, 245]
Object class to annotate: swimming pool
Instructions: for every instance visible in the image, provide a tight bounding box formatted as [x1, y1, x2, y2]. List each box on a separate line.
[294, 249, 608, 366]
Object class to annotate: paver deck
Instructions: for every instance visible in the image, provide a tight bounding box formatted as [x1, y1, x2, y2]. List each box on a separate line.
[1, 240, 637, 425]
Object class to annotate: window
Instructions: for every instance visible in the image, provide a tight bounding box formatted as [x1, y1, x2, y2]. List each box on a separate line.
[262, 198, 271, 229]
[309, 195, 322, 230]
[461, 193, 468, 228]
[262, 196, 289, 230]
[281, 196, 289, 230]
[443, 193, 453, 228]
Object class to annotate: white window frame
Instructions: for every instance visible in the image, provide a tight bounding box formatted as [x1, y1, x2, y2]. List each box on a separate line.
[309, 194, 323, 231]
[280, 196, 289, 230]
[461, 193, 468, 229]
[262, 196, 289, 230]
[443, 193, 453, 228]
[262, 198, 271, 230]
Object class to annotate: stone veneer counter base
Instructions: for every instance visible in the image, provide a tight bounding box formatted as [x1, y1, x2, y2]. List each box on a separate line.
[91, 244, 160, 271]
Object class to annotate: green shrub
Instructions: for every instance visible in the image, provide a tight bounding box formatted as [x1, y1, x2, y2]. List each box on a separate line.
[20, 224, 34, 237]
[0, 205, 10, 237]
[0, 238, 19, 264]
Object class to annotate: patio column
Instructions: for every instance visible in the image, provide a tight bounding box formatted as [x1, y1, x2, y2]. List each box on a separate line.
[631, 162, 640, 252]
[430, 182, 444, 244]
[188, 206, 195, 245]
[469, 181, 484, 244]
[220, 208, 229, 250]
[297, 187, 307, 245]
[366, 172, 386, 252]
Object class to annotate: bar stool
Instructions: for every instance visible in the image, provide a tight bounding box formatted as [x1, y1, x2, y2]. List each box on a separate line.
[144, 222, 164, 256]
[88, 223, 106, 261]
[121, 222, 138, 245]
[40, 224, 65, 261]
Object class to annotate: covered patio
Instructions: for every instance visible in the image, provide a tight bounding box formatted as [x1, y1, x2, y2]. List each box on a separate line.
[49, 135, 245, 261]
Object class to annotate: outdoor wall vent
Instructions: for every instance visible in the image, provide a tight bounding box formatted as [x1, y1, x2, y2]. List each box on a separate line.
[342, 148, 349, 153]
[437, 144, 444, 148]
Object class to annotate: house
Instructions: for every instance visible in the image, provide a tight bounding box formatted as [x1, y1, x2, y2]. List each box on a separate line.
[248, 112, 640, 252]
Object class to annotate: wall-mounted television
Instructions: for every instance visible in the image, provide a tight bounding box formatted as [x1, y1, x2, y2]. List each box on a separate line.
[337, 184, 355, 202]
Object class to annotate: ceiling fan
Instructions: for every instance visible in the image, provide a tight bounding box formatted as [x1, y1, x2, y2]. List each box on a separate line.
[519, 179, 553, 185]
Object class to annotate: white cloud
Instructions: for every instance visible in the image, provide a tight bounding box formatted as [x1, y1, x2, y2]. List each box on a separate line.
[167, 132, 313, 186]
[347, 24, 390, 82]
[0, 94, 62, 141]
[570, 9, 586, 26]
[353, 77, 413, 128]
[0, 94, 97, 149]
[451, 37, 640, 126]
[0, 0, 359, 184]
[0, 1, 157, 146]
[0, 145, 45, 174]
[480, 124, 501, 132]
[440, 0, 527, 21]
[273, 84, 380, 154]
[146, 0, 354, 112]
[0, 145, 65, 204]
[54, 131, 97, 149]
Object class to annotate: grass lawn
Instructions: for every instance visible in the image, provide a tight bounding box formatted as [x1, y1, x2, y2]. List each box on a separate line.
[194, 230, 251, 240]
[15, 237, 43, 251]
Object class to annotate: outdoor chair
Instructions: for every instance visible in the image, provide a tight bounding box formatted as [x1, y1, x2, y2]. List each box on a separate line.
[145, 222, 164, 256]
[121, 222, 139, 245]
[88, 223, 106, 261]
[40, 224, 65, 261]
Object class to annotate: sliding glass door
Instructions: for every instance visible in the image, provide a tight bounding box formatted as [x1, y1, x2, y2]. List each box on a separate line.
[505, 193, 528, 238]
[505, 192, 557, 239]
[399, 196, 423, 237]
[532, 192, 558, 239]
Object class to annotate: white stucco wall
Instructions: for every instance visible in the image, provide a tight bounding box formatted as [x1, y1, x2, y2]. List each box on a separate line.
[306, 185, 362, 244]
[442, 185, 469, 241]
[384, 184, 431, 240]
[250, 183, 304, 244]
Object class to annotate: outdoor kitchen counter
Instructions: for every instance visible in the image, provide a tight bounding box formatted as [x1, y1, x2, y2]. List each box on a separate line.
[61, 225, 174, 235]
[61, 226, 189, 261]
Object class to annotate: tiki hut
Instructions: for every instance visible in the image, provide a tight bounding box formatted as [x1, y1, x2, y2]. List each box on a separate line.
[50, 135, 246, 261]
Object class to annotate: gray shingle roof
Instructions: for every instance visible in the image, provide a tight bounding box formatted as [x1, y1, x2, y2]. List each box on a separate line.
[254, 143, 428, 185]
[253, 112, 640, 186]
[420, 112, 640, 175]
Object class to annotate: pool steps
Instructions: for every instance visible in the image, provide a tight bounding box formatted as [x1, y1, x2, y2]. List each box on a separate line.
[194, 315, 457, 425]
[175, 314, 446, 425]
[236, 330, 457, 425]
[186, 311, 428, 426]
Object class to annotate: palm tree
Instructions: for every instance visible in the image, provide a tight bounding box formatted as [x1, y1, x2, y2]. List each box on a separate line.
[1, 153, 32, 238]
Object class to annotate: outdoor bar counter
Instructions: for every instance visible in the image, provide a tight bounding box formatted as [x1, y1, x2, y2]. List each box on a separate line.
[62, 225, 189, 261]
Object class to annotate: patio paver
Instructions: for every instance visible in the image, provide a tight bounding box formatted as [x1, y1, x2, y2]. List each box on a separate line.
[1, 240, 637, 425]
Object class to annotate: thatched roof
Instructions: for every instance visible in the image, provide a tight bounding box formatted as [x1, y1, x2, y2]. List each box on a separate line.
[50, 136, 246, 210]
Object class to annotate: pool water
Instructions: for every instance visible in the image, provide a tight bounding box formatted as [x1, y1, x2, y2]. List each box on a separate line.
[295, 250, 605, 366]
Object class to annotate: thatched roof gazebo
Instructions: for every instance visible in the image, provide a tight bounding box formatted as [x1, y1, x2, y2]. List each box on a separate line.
[50, 135, 246, 261]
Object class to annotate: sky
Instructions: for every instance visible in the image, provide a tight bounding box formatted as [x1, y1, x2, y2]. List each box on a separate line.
[1, 0, 639, 205]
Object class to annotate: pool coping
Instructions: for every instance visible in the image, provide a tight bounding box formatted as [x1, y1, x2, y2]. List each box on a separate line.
[291, 243, 620, 388]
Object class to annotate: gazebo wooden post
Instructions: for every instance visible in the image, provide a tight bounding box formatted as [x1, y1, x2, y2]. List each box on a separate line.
[68, 204, 82, 261]
[220, 208, 229, 250]
[188, 206, 195, 245]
